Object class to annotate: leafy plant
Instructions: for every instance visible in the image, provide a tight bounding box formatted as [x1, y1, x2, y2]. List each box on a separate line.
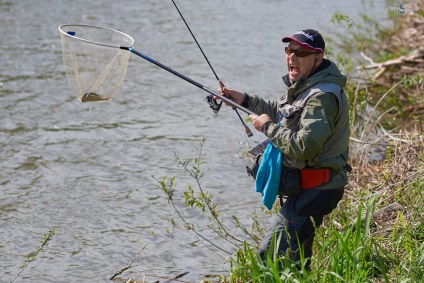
[11, 228, 57, 283]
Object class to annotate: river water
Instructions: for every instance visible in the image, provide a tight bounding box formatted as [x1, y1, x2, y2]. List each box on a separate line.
[1, 0, 388, 282]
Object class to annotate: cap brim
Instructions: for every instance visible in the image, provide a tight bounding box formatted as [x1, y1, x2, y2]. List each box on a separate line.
[282, 36, 295, 43]
[282, 36, 324, 53]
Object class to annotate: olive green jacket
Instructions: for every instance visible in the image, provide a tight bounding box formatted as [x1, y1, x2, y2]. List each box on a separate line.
[245, 60, 350, 190]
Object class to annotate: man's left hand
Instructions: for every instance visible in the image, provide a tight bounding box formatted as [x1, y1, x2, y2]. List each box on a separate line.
[249, 114, 272, 132]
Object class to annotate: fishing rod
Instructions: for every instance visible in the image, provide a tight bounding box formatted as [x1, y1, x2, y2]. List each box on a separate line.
[171, 0, 253, 138]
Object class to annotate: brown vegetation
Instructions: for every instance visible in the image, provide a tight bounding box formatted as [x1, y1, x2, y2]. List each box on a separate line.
[347, 4, 423, 241]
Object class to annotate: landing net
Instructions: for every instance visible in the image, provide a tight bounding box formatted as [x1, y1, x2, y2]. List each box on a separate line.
[59, 24, 134, 102]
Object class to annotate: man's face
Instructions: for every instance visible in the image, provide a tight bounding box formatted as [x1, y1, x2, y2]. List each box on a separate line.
[285, 41, 320, 82]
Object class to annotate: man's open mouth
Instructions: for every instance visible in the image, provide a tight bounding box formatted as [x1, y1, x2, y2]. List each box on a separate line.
[290, 65, 300, 75]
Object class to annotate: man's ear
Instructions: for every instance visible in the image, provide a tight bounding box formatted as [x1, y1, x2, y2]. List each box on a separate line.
[315, 53, 324, 66]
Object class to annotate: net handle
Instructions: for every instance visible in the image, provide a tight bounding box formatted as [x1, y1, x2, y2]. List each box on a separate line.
[59, 24, 256, 116]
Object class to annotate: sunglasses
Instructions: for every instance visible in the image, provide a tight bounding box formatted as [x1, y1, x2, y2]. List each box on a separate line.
[285, 47, 317, 57]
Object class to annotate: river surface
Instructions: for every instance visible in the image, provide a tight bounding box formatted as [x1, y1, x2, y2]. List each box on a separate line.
[1, 0, 388, 282]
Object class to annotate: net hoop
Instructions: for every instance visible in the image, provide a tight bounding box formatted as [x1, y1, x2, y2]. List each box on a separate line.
[58, 24, 135, 49]
[59, 24, 135, 102]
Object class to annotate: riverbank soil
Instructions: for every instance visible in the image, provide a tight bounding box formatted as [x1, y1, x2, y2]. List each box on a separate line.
[347, 2, 424, 268]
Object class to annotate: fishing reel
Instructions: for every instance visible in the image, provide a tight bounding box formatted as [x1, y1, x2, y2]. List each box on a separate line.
[206, 94, 253, 137]
[206, 95, 222, 114]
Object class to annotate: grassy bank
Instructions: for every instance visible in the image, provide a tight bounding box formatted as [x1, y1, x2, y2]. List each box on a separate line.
[225, 3, 424, 283]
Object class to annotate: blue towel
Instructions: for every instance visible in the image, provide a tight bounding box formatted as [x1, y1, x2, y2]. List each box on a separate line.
[255, 141, 282, 210]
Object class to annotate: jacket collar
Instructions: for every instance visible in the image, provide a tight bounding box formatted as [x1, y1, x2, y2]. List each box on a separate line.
[282, 59, 331, 87]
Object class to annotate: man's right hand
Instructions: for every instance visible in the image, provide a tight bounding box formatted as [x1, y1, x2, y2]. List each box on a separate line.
[217, 80, 244, 106]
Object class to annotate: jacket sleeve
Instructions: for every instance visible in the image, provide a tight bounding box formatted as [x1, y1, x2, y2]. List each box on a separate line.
[246, 94, 281, 123]
[264, 92, 339, 161]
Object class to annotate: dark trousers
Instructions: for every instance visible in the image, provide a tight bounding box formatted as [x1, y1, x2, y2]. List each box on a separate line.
[258, 188, 344, 270]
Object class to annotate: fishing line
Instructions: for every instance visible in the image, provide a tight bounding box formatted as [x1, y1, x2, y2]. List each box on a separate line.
[171, 0, 253, 137]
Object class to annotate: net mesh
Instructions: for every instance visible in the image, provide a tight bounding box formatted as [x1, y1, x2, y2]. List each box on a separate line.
[59, 25, 134, 102]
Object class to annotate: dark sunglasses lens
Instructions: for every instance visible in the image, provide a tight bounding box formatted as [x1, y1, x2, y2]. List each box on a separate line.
[285, 47, 315, 57]
[285, 47, 291, 55]
[295, 50, 311, 57]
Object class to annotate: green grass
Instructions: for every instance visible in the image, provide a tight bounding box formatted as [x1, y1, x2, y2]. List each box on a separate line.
[225, 183, 424, 282]
[154, 131, 424, 283]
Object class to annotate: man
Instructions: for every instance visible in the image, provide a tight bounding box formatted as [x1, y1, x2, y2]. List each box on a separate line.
[218, 29, 350, 270]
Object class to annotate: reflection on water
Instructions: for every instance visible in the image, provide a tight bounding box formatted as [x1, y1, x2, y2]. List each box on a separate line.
[0, 0, 387, 281]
